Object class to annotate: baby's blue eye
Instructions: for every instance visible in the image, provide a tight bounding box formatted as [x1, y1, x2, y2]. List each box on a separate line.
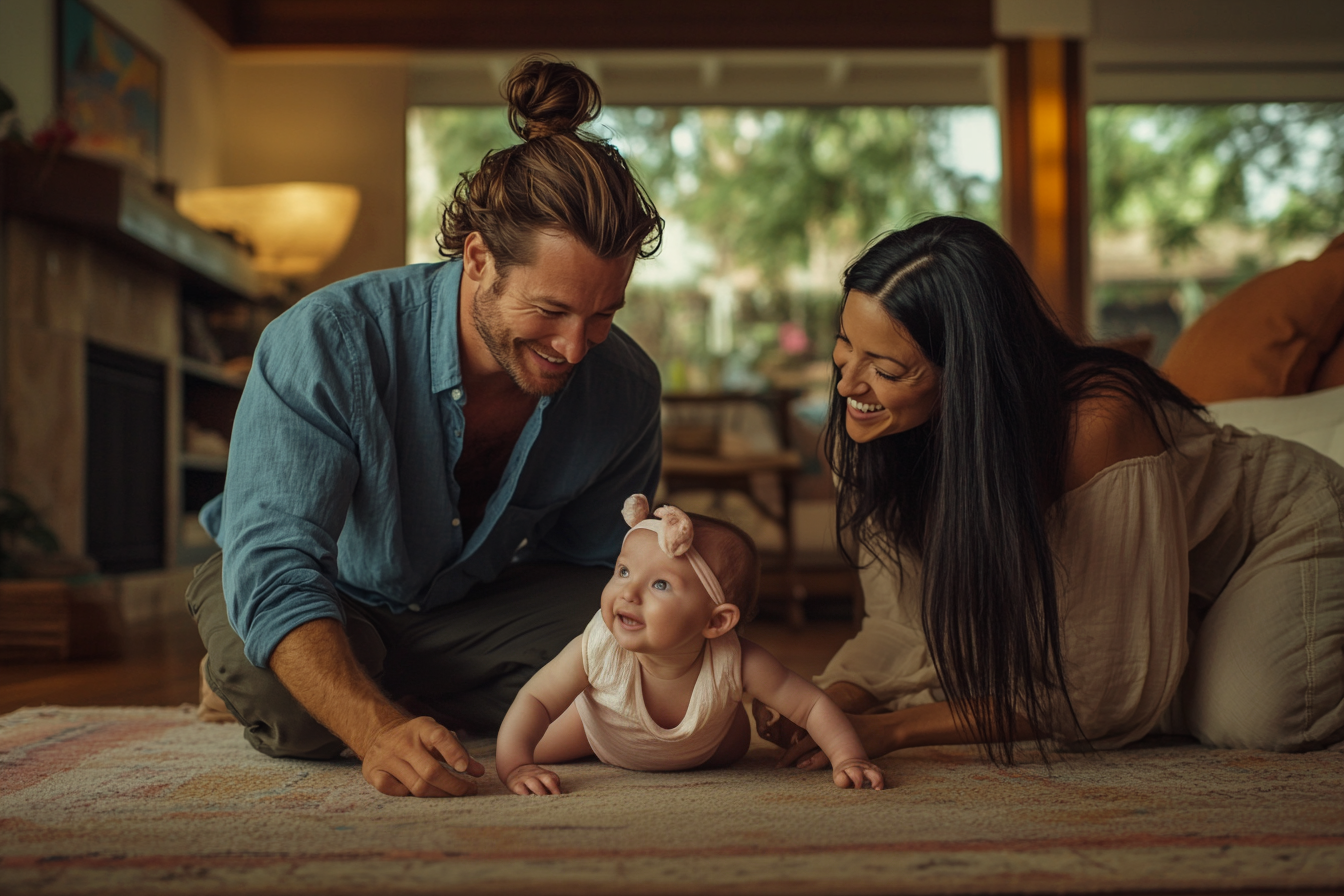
[652, 580, 669, 591]
[617, 565, 629, 577]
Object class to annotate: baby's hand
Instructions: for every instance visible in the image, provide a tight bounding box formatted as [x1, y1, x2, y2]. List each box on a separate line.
[832, 759, 884, 791]
[505, 763, 563, 796]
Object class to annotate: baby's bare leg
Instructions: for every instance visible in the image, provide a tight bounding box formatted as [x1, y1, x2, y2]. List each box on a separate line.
[699, 702, 751, 769]
[534, 701, 595, 763]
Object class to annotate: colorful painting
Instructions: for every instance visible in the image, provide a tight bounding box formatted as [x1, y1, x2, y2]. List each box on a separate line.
[58, 0, 162, 179]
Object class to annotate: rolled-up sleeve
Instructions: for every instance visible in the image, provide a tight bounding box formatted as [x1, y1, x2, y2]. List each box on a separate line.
[219, 302, 363, 668]
[814, 548, 944, 710]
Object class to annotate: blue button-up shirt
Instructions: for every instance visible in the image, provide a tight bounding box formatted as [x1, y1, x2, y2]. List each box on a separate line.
[200, 261, 662, 668]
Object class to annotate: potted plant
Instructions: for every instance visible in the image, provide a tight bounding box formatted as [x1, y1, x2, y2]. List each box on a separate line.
[0, 489, 72, 661]
[0, 488, 60, 577]
[0, 491, 124, 663]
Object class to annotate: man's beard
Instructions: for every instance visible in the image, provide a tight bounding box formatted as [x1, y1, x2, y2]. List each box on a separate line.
[471, 278, 571, 397]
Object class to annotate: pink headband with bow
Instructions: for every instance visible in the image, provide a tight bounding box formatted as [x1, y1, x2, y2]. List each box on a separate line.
[620, 495, 726, 606]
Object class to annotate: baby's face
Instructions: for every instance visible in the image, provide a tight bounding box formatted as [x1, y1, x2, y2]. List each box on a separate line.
[601, 530, 717, 656]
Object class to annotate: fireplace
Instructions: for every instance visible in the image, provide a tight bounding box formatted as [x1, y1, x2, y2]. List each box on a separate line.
[85, 342, 166, 573]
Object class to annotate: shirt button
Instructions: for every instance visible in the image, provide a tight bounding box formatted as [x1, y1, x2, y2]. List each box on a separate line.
[409, 603, 421, 611]
[450, 388, 462, 400]
[451, 518, 460, 527]
[455, 429, 462, 437]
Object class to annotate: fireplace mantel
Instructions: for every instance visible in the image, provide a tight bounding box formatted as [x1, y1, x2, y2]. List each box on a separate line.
[0, 143, 265, 622]
[0, 140, 260, 303]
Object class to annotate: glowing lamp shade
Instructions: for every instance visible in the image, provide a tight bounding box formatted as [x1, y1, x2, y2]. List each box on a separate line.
[177, 183, 361, 279]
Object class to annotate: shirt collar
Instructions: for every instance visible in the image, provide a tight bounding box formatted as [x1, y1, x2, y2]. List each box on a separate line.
[430, 259, 464, 395]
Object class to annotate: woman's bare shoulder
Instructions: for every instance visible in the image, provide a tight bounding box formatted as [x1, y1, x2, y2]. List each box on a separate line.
[1064, 392, 1167, 492]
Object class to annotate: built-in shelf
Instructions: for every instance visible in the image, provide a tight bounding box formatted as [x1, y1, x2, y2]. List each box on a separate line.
[1, 141, 262, 582]
[180, 356, 248, 388]
[180, 453, 229, 473]
[0, 139, 262, 302]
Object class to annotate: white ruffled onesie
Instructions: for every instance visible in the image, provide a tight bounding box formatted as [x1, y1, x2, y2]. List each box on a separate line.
[574, 610, 743, 770]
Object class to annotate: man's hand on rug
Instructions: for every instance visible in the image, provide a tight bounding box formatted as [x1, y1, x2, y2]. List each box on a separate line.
[505, 763, 563, 796]
[831, 758, 885, 790]
[361, 716, 485, 797]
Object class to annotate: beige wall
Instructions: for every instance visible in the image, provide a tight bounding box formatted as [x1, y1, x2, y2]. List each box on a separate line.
[222, 53, 410, 288]
[0, 0, 54, 136]
[0, 2, 410, 283]
[0, 0, 229, 190]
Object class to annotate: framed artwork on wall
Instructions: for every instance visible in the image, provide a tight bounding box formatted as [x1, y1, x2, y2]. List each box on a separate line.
[56, 0, 162, 180]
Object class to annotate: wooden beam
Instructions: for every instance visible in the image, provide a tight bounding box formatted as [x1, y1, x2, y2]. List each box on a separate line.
[185, 0, 994, 49]
[178, 0, 238, 43]
[999, 37, 1088, 338]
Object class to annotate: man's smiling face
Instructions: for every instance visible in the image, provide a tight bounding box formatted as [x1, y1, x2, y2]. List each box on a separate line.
[468, 230, 635, 397]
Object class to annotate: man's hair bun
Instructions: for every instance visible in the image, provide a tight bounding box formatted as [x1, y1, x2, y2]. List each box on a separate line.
[504, 55, 601, 140]
[438, 53, 663, 266]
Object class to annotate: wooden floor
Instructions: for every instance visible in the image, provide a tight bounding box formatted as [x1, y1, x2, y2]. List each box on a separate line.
[0, 609, 857, 716]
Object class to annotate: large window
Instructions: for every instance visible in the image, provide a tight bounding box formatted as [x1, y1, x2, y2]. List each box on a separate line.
[1089, 103, 1344, 363]
[408, 105, 999, 402]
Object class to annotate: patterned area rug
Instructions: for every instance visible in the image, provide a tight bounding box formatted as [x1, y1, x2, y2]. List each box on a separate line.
[2, 705, 1343, 896]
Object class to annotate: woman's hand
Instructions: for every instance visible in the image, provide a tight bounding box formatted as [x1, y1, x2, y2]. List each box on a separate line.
[751, 698, 808, 749]
[782, 712, 898, 770]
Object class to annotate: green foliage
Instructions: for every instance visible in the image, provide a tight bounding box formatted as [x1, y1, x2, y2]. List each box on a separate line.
[1089, 103, 1344, 259]
[409, 104, 998, 283]
[406, 107, 520, 261]
[0, 489, 60, 579]
[406, 103, 999, 382]
[603, 106, 999, 288]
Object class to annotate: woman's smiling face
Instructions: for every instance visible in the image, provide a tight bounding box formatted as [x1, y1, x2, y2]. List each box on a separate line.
[832, 290, 941, 443]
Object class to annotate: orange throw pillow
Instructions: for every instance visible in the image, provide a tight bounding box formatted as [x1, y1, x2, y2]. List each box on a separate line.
[1161, 232, 1344, 403]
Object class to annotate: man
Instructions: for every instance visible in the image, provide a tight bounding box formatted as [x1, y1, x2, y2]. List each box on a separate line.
[187, 57, 665, 797]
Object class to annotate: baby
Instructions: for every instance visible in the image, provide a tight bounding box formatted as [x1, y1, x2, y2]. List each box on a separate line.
[495, 494, 884, 794]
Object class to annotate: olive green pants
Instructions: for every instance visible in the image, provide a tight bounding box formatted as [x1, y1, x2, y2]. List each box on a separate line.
[185, 551, 609, 759]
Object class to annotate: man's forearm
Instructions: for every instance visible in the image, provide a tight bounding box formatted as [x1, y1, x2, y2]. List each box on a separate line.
[268, 617, 406, 758]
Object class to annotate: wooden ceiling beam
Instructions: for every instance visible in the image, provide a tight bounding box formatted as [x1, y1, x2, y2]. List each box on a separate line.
[180, 0, 994, 50]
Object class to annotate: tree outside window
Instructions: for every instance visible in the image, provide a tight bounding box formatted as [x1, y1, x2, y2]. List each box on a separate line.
[408, 104, 1000, 402]
[1090, 102, 1344, 364]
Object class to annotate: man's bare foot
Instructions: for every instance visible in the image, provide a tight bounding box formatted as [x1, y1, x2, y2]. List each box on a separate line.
[196, 655, 238, 724]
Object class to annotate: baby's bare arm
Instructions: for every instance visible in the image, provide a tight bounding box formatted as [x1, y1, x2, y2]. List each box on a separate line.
[495, 636, 589, 794]
[740, 638, 884, 790]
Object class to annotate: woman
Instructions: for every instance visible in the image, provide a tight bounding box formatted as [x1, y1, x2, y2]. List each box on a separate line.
[758, 216, 1344, 767]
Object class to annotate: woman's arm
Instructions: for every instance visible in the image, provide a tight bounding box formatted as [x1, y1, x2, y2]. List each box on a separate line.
[741, 640, 883, 789]
[780, 691, 1039, 769]
[495, 636, 589, 794]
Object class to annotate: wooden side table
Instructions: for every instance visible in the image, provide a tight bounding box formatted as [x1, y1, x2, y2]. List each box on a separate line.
[660, 391, 808, 628]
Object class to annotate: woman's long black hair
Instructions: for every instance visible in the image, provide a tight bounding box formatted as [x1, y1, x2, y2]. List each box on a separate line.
[823, 216, 1202, 764]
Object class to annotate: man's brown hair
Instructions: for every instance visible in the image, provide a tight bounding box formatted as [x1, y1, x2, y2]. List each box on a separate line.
[438, 55, 664, 271]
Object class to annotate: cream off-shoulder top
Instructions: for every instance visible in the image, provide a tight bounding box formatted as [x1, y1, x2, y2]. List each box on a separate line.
[815, 406, 1344, 750]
